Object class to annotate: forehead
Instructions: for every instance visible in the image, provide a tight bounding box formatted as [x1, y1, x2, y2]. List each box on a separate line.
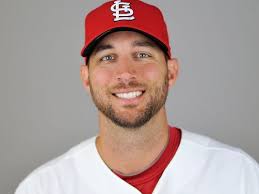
[92, 31, 162, 52]
[86, 30, 167, 64]
[98, 31, 151, 44]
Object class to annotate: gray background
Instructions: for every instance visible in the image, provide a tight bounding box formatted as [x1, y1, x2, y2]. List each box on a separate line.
[1, 0, 258, 193]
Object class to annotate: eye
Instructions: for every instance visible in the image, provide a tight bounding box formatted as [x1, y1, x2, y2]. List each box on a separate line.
[100, 55, 115, 61]
[136, 52, 151, 58]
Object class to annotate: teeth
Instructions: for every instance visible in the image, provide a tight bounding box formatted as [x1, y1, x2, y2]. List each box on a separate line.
[115, 91, 142, 99]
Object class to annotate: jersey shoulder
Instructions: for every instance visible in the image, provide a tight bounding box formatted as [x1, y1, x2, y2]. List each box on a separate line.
[181, 128, 251, 157]
[180, 128, 259, 176]
[15, 136, 96, 194]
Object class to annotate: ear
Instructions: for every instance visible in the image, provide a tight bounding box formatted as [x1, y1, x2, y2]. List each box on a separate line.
[80, 64, 90, 93]
[167, 58, 179, 88]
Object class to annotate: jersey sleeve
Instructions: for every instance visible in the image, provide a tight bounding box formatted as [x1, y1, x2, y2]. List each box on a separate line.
[242, 154, 259, 194]
[15, 175, 42, 194]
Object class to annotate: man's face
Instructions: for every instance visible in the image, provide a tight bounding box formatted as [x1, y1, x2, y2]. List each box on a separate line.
[83, 31, 174, 129]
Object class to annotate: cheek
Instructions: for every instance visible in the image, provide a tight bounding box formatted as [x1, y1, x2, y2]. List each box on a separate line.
[141, 64, 163, 81]
[90, 68, 112, 87]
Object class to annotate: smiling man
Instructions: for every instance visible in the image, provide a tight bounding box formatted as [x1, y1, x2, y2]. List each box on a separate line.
[15, 1, 259, 194]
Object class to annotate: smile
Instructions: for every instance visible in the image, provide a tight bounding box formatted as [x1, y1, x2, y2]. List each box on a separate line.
[114, 91, 144, 99]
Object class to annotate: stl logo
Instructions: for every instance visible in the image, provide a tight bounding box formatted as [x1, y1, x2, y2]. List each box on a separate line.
[110, 0, 135, 22]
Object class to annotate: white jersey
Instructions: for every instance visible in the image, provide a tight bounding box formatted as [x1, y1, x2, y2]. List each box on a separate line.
[15, 129, 259, 194]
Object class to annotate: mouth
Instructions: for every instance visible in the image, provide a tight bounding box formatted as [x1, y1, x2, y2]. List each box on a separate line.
[112, 90, 145, 99]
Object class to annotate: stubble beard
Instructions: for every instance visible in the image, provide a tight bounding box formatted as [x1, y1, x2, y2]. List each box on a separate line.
[89, 76, 169, 129]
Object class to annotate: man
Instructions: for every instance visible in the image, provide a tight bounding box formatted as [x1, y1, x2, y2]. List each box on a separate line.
[16, 0, 259, 194]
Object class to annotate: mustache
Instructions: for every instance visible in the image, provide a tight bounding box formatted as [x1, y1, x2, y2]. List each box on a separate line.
[111, 80, 146, 90]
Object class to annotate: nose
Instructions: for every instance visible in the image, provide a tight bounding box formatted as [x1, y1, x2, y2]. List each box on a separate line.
[115, 57, 136, 84]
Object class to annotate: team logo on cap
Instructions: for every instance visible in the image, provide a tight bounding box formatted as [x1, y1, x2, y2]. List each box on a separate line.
[111, 0, 135, 22]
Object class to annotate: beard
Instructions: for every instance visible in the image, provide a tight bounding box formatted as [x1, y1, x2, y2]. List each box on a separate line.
[89, 75, 169, 129]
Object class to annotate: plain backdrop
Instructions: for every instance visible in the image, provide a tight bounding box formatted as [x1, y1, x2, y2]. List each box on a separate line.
[1, 0, 258, 193]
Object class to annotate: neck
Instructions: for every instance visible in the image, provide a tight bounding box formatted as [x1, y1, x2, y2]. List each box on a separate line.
[96, 107, 169, 176]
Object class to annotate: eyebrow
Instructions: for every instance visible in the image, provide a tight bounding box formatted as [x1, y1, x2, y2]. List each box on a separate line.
[132, 40, 158, 48]
[92, 39, 158, 56]
[93, 44, 114, 55]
